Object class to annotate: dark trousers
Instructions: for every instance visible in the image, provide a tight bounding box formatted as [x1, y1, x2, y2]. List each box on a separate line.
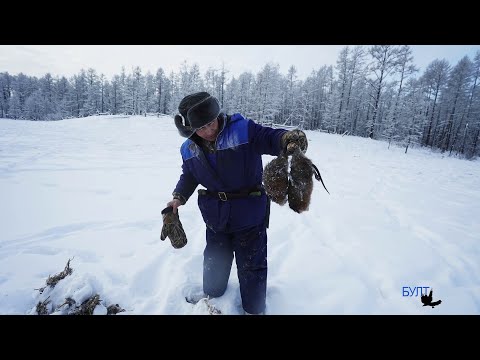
[203, 223, 267, 314]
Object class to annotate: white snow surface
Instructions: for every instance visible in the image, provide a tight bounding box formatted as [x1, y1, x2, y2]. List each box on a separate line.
[1, 115, 479, 315]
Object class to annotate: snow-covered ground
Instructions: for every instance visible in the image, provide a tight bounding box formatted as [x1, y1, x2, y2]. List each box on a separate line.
[1, 115, 479, 315]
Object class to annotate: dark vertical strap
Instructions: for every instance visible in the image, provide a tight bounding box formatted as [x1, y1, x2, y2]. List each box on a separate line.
[264, 196, 271, 229]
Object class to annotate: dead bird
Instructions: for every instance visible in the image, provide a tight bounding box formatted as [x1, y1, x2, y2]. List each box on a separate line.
[263, 154, 289, 206]
[288, 148, 329, 213]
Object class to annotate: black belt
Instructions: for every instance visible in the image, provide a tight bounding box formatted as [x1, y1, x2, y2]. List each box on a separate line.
[198, 187, 263, 201]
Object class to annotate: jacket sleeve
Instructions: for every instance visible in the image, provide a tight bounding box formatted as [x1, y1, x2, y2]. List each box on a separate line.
[248, 119, 288, 156]
[173, 161, 199, 204]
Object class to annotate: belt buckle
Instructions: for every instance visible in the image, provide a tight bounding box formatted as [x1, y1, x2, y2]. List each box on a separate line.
[218, 192, 228, 201]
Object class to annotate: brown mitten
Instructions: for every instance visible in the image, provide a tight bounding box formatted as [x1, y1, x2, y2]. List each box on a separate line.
[160, 207, 187, 249]
[281, 129, 308, 155]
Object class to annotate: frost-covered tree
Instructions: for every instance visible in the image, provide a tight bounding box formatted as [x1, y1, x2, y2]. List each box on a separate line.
[24, 89, 44, 120]
[204, 67, 217, 95]
[420, 59, 450, 147]
[453, 51, 479, 156]
[218, 62, 228, 108]
[383, 45, 418, 147]
[83, 68, 101, 116]
[236, 71, 255, 117]
[400, 78, 425, 153]
[279, 65, 301, 126]
[332, 46, 350, 133]
[321, 65, 337, 132]
[178, 62, 203, 98]
[8, 92, 21, 119]
[124, 67, 145, 115]
[12, 73, 31, 116]
[98, 74, 107, 114]
[72, 70, 88, 117]
[350, 74, 368, 136]
[223, 75, 239, 114]
[109, 75, 121, 115]
[144, 72, 156, 114]
[465, 51, 480, 158]
[118, 67, 127, 115]
[39, 73, 56, 118]
[155, 68, 166, 114]
[253, 63, 283, 125]
[437, 56, 472, 152]
[53, 76, 72, 119]
[301, 66, 333, 130]
[162, 74, 173, 115]
[365, 45, 402, 139]
[133, 66, 146, 115]
[0, 72, 12, 117]
[342, 46, 367, 135]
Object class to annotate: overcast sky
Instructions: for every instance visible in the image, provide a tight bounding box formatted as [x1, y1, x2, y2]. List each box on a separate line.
[1, 45, 479, 81]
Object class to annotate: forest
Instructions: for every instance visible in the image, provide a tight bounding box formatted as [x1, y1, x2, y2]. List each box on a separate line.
[1, 45, 479, 159]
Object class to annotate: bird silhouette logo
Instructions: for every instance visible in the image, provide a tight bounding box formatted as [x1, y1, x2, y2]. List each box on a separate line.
[421, 289, 442, 308]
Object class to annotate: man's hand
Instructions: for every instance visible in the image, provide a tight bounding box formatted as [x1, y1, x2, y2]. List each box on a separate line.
[282, 130, 308, 155]
[160, 206, 187, 249]
[167, 198, 182, 214]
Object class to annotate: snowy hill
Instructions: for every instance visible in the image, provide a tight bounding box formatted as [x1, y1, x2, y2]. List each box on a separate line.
[1, 115, 479, 314]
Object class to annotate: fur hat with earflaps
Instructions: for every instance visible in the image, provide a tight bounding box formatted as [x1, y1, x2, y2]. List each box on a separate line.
[174, 92, 221, 138]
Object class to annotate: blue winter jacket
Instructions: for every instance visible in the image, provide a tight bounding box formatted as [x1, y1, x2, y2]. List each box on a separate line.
[173, 113, 287, 233]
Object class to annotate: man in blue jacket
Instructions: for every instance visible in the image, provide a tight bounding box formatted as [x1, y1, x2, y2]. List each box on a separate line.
[164, 91, 307, 315]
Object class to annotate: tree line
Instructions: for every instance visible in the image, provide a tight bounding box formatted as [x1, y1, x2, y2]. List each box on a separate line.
[1, 45, 479, 158]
